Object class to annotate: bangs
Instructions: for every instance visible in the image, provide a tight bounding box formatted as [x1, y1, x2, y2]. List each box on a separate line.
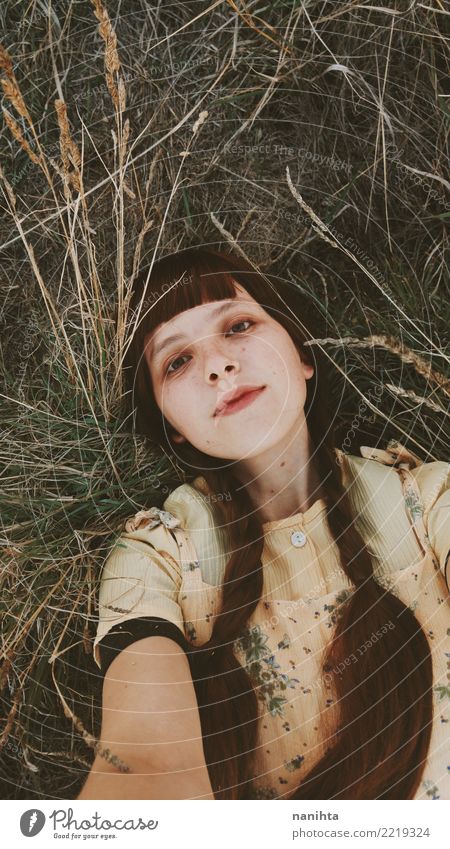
[132, 249, 243, 336]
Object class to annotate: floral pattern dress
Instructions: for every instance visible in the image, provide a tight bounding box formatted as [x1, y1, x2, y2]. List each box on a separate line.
[95, 443, 450, 799]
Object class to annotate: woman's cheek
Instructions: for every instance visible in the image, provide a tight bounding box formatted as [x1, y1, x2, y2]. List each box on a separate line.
[173, 374, 197, 415]
[254, 332, 281, 363]
[159, 381, 180, 418]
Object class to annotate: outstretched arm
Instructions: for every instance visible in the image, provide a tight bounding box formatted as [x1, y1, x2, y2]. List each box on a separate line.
[77, 636, 214, 800]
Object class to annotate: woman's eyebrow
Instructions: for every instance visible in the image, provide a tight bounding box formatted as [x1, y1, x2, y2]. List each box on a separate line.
[151, 300, 253, 361]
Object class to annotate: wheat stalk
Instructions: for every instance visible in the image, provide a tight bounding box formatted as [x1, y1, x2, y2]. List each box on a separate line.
[55, 100, 82, 194]
[1, 110, 40, 165]
[386, 384, 449, 415]
[0, 50, 32, 125]
[304, 335, 450, 396]
[91, 0, 122, 110]
[0, 46, 57, 189]
[89, 2, 131, 403]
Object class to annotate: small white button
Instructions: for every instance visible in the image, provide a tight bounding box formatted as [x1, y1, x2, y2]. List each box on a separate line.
[291, 530, 307, 547]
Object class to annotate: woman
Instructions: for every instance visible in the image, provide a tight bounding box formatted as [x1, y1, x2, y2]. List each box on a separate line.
[79, 247, 449, 800]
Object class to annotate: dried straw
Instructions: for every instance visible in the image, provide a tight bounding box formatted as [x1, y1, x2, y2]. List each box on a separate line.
[1, 110, 40, 166]
[386, 384, 448, 415]
[0, 46, 32, 125]
[55, 99, 81, 193]
[91, 0, 122, 110]
[304, 335, 450, 396]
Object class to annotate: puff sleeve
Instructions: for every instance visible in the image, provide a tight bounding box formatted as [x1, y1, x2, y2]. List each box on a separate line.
[93, 507, 188, 673]
[411, 460, 450, 590]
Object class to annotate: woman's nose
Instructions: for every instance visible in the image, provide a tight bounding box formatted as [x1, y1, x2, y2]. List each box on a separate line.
[205, 359, 240, 383]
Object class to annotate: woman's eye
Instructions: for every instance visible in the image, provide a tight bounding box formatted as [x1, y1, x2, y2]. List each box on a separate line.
[165, 319, 254, 375]
[226, 319, 254, 336]
[165, 354, 189, 375]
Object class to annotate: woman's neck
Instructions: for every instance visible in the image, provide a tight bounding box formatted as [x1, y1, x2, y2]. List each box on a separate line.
[232, 425, 327, 525]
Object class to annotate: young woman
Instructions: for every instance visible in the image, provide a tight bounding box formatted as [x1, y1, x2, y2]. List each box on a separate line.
[79, 247, 449, 800]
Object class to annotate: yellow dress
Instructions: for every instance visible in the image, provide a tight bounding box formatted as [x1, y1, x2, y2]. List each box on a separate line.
[93, 444, 450, 800]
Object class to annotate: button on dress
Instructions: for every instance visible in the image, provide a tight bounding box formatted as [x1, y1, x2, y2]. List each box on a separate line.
[291, 530, 307, 548]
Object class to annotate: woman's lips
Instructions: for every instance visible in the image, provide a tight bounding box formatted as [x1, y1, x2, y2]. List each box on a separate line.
[214, 386, 266, 418]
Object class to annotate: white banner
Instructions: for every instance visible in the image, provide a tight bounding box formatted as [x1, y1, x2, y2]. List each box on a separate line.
[0, 799, 448, 848]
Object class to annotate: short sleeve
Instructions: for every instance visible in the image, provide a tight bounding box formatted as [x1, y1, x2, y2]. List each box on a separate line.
[411, 460, 450, 589]
[92, 516, 185, 670]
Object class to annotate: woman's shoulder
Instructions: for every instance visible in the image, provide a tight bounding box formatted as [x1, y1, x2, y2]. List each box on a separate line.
[121, 477, 223, 532]
[336, 442, 449, 512]
[337, 442, 449, 580]
[164, 475, 232, 522]
[117, 478, 230, 584]
[163, 478, 232, 583]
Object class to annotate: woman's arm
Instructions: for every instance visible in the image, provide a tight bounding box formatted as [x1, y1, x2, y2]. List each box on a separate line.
[77, 636, 214, 800]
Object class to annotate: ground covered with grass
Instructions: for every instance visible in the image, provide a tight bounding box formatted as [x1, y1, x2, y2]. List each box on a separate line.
[0, 0, 448, 798]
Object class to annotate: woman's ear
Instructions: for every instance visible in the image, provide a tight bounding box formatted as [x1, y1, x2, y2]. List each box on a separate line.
[171, 430, 186, 444]
[302, 360, 315, 380]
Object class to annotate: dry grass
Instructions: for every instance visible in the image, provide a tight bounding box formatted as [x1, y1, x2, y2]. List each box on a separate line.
[0, 0, 448, 798]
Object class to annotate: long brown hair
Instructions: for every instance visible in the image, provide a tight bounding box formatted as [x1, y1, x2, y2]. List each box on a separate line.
[122, 246, 432, 799]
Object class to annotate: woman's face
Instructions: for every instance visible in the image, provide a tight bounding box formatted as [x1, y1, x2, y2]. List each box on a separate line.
[145, 282, 314, 460]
